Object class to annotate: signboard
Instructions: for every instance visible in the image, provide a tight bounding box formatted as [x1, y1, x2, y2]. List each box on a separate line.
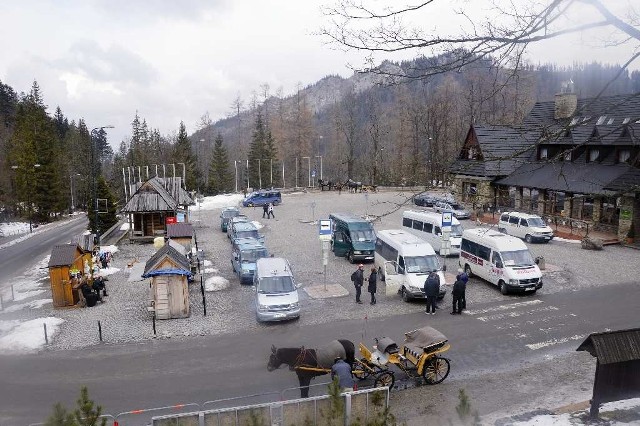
[319, 219, 332, 241]
[312, 169, 317, 178]
[442, 211, 452, 227]
[166, 216, 177, 225]
[177, 213, 185, 223]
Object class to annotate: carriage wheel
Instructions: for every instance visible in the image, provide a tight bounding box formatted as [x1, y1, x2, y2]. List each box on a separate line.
[422, 356, 450, 385]
[352, 361, 371, 380]
[374, 371, 395, 389]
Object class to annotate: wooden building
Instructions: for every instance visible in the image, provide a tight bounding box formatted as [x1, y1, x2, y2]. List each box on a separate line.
[122, 177, 194, 242]
[450, 92, 640, 241]
[142, 243, 193, 319]
[48, 244, 90, 307]
[166, 222, 196, 253]
[577, 328, 640, 417]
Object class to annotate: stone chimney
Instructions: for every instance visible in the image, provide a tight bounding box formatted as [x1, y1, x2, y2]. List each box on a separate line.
[555, 80, 577, 120]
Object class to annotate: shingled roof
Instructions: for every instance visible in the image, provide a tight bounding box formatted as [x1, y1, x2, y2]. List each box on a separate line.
[122, 177, 194, 213]
[577, 328, 640, 365]
[166, 223, 194, 239]
[48, 244, 83, 268]
[143, 243, 191, 276]
[449, 125, 537, 178]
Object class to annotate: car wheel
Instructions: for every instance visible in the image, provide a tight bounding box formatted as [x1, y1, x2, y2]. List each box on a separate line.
[498, 227, 506, 233]
[378, 266, 385, 281]
[348, 251, 355, 263]
[402, 288, 411, 302]
[464, 264, 473, 277]
[499, 280, 508, 295]
[525, 234, 533, 243]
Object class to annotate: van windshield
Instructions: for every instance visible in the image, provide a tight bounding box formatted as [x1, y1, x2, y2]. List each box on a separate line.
[501, 250, 535, 267]
[527, 217, 546, 227]
[236, 230, 259, 240]
[258, 276, 295, 293]
[241, 249, 268, 262]
[404, 255, 440, 274]
[351, 229, 375, 241]
[450, 224, 464, 237]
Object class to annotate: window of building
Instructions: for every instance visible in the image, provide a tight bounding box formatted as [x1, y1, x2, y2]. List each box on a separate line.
[623, 117, 630, 124]
[588, 149, 600, 162]
[563, 149, 572, 161]
[539, 147, 548, 160]
[618, 149, 631, 163]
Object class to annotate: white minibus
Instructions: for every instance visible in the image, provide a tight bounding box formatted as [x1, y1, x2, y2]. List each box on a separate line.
[458, 228, 543, 295]
[374, 229, 447, 302]
[402, 210, 463, 256]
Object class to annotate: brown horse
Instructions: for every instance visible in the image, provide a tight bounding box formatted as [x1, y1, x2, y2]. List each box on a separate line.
[267, 339, 355, 398]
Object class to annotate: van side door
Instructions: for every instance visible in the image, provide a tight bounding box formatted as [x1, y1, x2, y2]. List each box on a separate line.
[382, 261, 403, 296]
[508, 215, 520, 237]
[490, 251, 504, 284]
[332, 230, 349, 256]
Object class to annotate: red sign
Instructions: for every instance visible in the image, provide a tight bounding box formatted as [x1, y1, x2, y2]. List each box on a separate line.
[166, 216, 177, 224]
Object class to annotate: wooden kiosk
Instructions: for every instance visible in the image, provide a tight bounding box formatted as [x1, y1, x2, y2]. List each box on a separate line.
[48, 244, 91, 307]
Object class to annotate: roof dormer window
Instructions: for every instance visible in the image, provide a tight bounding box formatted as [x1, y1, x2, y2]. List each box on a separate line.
[607, 118, 614, 125]
[618, 149, 631, 163]
[588, 149, 600, 163]
[596, 116, 607, 125]
[623, 117, 631, 124]
[539, 147, 548, 160]
[569, 117, 579, 126]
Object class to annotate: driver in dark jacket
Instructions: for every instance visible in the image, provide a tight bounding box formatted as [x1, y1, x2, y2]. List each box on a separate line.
[423, 271, 440, 315]
[331, 357, 354, 392]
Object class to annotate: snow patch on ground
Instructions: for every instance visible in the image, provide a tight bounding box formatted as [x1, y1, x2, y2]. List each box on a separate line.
[205, 276, 230, 292]
[3, 299, 52, 313]
[0, 317, 64, 353]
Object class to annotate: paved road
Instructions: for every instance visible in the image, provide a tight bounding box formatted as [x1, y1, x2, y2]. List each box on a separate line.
[0, 217, 88, 290]
[0, 280, 636, 425]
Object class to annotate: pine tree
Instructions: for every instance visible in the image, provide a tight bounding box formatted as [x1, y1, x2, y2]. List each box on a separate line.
[73, 386, 106, 426]
[173, 121, 199, 192]
[207, 134, 233, 195]
[45, 403, 74, 426]
[88, 175, 119, 237]
[248, 113, 267, 189]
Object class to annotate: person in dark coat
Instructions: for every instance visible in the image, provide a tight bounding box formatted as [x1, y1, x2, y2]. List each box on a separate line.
[423, 271, 440, 315]
[367, 267, 377, 305]
[262, 203, 269, 218]
[459, 272, 468, 311]
[351, 264, 365, 304]
[331, 357, 355, 392]
[451, 272, 467, 314]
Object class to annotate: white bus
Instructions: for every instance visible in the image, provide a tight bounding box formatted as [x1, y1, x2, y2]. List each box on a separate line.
[402, 210, 463, 256]
[374, 229, 447, 302]
[459, 228, 543, 295]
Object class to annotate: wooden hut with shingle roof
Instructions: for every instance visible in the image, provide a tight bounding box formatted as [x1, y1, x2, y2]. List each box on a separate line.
[122, 177, 194, 242]
[48, 244, 91, 307]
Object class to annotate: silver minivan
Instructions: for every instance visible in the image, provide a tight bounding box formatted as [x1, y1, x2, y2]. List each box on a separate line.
[254, 257, 300, 322]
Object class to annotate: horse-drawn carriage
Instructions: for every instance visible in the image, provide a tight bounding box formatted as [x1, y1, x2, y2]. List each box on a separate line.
[267, 326, 450, 397]
[353, 326, 451, 389]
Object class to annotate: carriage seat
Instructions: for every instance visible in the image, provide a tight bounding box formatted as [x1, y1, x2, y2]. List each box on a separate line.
[376, 337, 399, 355]
[403, 340, 448, 360]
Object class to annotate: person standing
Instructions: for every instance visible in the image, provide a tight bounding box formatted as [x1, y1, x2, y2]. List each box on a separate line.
[459, 272, 468, 311]
[424, 271, 440, 315]
[351, 264, 365, 304]
[451, 273, 466, 315]
[267, 202, 275, 219]
[262, 203, 268, 218]
[367, 267, 377, 305]
[331, 357, 355, 392]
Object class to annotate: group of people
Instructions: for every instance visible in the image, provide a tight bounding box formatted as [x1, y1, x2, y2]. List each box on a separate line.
[350, 263, 377, 305]
[349, 263, 468, 314]
[262, 202, 275, 219]
[79, 275, 108, 307]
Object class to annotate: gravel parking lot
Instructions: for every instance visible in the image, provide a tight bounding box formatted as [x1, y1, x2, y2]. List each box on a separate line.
[3, 189, 640, 353]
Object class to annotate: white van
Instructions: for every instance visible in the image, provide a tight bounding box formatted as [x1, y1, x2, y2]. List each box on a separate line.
[498, 212, 554, 243]
[374, 229, 447, 302]
[254, 257, 300, 322]
[459, 228, 543, 295]
[402, 210, 463, 256]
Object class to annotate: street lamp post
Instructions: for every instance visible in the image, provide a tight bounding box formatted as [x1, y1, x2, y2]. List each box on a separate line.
[234, 160, 238, 193]
[302, 157, 311, 188]
[90, 126, 113, 246]
[70, 173, 81, 212]
[315, 156, 323, 181]
[11, 164, 41, 233]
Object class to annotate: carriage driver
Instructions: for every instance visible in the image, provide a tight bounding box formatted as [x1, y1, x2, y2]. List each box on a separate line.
[331, 356, 355, 393]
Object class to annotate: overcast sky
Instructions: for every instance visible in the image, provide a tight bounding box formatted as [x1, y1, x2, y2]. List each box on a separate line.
[0, 0, 636, 146]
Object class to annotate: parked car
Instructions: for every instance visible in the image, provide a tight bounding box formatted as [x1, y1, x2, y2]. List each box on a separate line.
[227, 215, 249, 239]
[231, 237, 269, 284]
[433, 201, 470, 219]
[230, 222, 264, 245]
[242, 190, 282, 207]
[220, 207, 241, 232]
[498, 212, 554, 243]
[413, 192, 453, 207]
[254, 257, 300, 322]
